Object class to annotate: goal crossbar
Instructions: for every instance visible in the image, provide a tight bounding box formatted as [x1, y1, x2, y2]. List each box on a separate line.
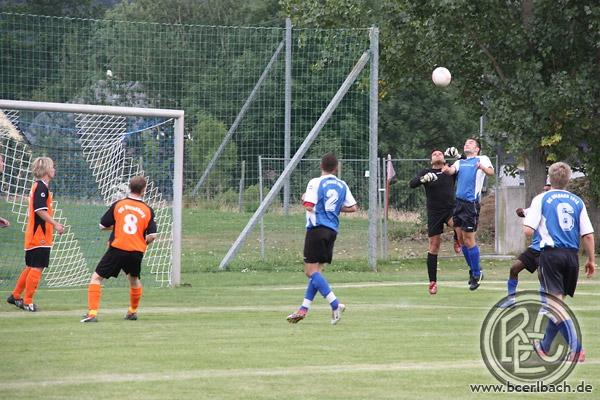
[0, 99, 184, 287]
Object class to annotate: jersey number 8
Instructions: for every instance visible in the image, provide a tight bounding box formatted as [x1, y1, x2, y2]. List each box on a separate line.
[123, 214, 138, 234]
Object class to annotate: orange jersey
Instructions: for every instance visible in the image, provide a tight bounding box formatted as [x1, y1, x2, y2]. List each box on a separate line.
[24, 180, 54, 250]
[101, 197, 156, 253]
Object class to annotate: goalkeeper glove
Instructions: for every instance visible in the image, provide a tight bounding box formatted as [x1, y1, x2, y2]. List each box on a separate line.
[420, 172, 438, 183]
[444, 146, 461, 159]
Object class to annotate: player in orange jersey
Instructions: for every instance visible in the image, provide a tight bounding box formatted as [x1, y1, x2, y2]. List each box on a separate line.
[81, 176, 157, 322]
[6, 157, 64, 311]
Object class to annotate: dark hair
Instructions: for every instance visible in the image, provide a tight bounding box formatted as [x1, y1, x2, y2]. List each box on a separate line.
[321, 152, 338, 173]
[129, 175, 147, 194]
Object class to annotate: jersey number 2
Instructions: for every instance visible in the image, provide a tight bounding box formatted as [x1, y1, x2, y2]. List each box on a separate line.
[123, 214, 138, 234]
[325, 189, 339, 211]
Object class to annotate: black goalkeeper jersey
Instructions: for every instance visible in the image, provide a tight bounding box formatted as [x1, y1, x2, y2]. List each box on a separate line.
[409, 168, 456, 211]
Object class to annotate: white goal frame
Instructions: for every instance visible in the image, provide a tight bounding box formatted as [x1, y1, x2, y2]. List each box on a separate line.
[0, 99, 184, 287]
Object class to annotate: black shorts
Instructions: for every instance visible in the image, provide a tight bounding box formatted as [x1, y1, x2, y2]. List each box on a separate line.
[25, 247, 51, 269]
[95, 246, 144, 279]
[453, 199, 480, 233]
[517, 247, 540, 273]
[538, 248, 579, 297]
[427, 208, 454, 237]
[303, 226, 337, 264]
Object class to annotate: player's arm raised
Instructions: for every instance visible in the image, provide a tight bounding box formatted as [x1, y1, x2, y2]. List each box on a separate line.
[441, 164, 456, 175]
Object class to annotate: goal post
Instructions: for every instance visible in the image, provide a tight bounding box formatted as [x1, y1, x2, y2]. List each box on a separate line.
[0, 99, 184, 287]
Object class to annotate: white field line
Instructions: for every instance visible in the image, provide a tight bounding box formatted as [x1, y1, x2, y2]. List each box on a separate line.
[3, 359, 600, 389]
[2, 300, 600, 319]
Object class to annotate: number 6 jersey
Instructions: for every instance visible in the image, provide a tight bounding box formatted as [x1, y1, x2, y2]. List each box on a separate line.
[523, 189, 594, 249]
[100, 196, 157, 252]
[304, 174, 357, 232]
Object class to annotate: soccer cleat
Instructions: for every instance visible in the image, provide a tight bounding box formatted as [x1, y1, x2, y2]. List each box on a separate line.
[22, 303, 38, 312]
[453, 239, 461, 254]
[124, 312, 138, 321]
[286, 309, 307, 324]
[7, 294, 24, 309]
[80, 314, 98, 323]
[428, 281, 438, 295]
[331, 303, 346, 325]
[497, 296, 516, 308]
[469, 272, 483, 291]
[567, 350, 585, 363]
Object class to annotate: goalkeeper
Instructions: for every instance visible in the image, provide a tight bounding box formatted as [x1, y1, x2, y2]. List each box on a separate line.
[409, 148, 461, 295]
[81, 176, 157, 323]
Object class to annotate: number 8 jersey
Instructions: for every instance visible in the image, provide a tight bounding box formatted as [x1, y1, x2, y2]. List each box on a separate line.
[100, 197, 157, 252]
[304, 174, 357, 232]
[523, 189, 594, 249]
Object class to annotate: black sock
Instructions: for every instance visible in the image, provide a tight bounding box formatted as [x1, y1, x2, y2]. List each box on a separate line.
[427, 252, 438, 282]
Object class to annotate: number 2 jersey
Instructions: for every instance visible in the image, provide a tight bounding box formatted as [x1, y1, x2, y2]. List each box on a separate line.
[100, 196, 157, 253]
[523, 189, 594, 250]
[24, 180, 54, 250]
[304, 174, 357, 232]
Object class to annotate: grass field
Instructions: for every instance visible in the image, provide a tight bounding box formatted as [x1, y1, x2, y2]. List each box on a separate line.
[1, 257, 599, 399]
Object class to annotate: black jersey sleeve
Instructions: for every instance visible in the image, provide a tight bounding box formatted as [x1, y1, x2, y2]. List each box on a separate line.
[33, 181, 49, 212]
[144, 207, 158, 236]
[100, 201, 118, 228]
[409, 169, 428, 188]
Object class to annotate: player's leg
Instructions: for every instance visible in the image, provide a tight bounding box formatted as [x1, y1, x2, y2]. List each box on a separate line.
[497, 259, 525, 308]
[446, 215, 461, 254]
[22, 248, 51, 311]
[81, 272, 105, 322]
[82, 248, 119, 322]
[7, 266, 31, 308]
[427, 235, 441, 294]
[426, 212, 444, 294]
[288, 229, 325, 323]
[125, 274, 142, 321]
[123, 252, 144, 320]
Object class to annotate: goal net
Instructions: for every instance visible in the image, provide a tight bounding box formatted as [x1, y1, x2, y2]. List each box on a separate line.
[0, 102, 183, 287]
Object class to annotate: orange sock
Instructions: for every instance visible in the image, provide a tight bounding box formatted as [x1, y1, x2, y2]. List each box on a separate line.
[129, 287, 143, 313]
[12, 267, 31, 299]
[24, 268, 42, 304]
[87, 283, 102, 316]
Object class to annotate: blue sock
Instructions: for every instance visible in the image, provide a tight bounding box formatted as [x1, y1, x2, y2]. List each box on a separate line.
[461, 245, 472, 270]
[507, 278, 518, 296]
[558, 320, 581, 353]
[469, 245, 481, 278]
[310, 272, 339, 310]
[540, 319, 560, 353]
[300, 277, 318, 311]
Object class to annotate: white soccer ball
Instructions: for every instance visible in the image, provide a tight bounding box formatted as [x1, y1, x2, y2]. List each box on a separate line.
[106, 69, 113, 79]
[432, 67, 451, 87]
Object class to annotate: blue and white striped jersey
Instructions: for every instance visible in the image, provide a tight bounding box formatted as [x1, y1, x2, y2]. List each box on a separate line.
[523, 189, 594, 250]
[304, 174, 356, 232]
[451, 155, 493, 202]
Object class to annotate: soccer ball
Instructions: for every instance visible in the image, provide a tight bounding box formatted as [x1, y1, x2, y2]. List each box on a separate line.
[106, 69, 113, 79]
[432, 67, 451, 87]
